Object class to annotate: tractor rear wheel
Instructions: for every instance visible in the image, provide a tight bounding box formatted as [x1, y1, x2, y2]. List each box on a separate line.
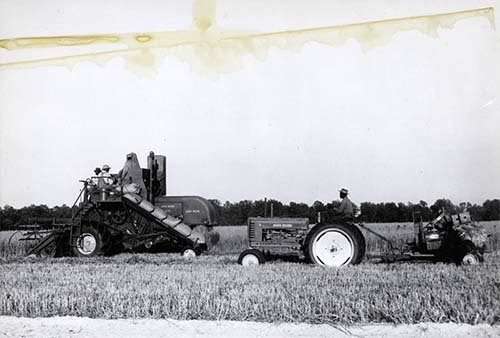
[305, 223, 365, 267]
[238, 249, 266, 266]
[72, 226, 103, 257]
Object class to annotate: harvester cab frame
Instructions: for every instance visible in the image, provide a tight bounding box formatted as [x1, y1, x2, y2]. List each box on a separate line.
[24, 151, 218, 258]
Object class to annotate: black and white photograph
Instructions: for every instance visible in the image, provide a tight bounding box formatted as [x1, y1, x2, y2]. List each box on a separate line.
[0, 0, 499, 337]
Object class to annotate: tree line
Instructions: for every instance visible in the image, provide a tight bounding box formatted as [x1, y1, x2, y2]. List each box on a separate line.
[0, 198, 498, 230]
[208, 198, 499, 225]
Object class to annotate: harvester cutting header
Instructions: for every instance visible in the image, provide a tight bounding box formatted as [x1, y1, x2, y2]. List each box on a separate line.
[27, 151, 217, 257]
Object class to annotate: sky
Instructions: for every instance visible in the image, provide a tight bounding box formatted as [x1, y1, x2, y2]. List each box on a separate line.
[0, 0, 499, 208]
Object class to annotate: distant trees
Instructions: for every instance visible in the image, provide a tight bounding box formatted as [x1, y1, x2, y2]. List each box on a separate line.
[474, 199, 500, 221]
[208, 198, 499, 225]
[1, 198, 498, 229]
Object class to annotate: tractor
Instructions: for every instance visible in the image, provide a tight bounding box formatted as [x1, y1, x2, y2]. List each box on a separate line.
[237, 210, 488, 267]
[23, 151, 218, 257]
[238, 217, 365, 267]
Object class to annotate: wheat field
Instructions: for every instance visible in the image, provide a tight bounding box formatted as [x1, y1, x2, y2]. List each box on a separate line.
[0, 252, 499, 324]
[0, 222, 499, 325]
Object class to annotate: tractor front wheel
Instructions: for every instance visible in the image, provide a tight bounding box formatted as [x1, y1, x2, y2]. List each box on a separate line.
[181, 247, 201, 258]
[305, 223, 365, 267]
[72, 226, 103, 257]
[238, 249, 266, 266]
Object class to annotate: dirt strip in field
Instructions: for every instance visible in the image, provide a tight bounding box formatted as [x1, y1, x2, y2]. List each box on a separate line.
[0, 316, 499, 338]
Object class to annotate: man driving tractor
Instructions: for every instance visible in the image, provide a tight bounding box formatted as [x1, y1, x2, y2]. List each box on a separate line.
[334, 188, 356, 220]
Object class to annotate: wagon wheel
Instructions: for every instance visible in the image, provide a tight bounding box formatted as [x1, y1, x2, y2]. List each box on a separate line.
[305, 223, 365, 267]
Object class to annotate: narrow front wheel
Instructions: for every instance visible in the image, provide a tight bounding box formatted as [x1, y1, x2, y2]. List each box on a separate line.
[238, 249, 266, 266]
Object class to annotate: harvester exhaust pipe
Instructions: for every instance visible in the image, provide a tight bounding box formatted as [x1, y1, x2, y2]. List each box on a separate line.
[147, 151, 155, 202]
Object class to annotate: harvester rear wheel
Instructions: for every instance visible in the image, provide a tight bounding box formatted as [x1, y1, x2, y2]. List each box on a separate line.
[305, 223, 365, 267]
[72, 226, 103, 257]
[458, 241, 482, 265]
[461, 253, 480, 265]
[238, 249, 266, 266]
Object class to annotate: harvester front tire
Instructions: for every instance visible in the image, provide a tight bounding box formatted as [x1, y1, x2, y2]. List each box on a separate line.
[72, 226, 103, 257]
[181, 247, 201, 258]
[305, 223, 365, 267]
[238, 249, 266, 266]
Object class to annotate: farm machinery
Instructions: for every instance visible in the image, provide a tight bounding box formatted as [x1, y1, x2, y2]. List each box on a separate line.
[237, 210, 488, 267]
[18, 151, 218, 258]
[12, 150, 488, 267]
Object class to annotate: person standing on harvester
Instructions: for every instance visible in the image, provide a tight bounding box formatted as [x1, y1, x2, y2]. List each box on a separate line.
[90, 167, 101, 186]
[98, 164, 114, 188]
[334, 188, 354, 219]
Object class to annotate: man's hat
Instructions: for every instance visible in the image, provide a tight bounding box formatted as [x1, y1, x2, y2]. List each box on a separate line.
[339, 188, 349, 195]
[102, 164, 111, 170]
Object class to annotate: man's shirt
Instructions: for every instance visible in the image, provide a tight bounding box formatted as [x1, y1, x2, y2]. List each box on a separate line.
[98, 172, 113, 187]
[337, 197, 354, 218]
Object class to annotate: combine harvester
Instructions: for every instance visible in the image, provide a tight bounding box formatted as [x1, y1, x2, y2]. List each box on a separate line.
[21, 151, 217, 257]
